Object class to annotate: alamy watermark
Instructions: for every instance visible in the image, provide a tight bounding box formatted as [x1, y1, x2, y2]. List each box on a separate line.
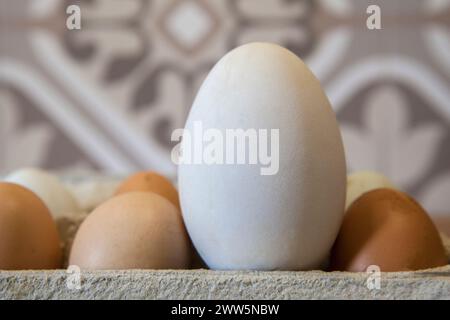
[171, 121, 280, 176]
[366, 265, 381, 290]
[66, 5, 81, 30]
[65, 4, 381, 31]
[66, 265, 82, 290]
[367, 5, 382, 30]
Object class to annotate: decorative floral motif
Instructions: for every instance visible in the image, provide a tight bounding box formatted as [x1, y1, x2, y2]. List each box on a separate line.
[341, 85, 446, 189]
[53, 0, 316, 153]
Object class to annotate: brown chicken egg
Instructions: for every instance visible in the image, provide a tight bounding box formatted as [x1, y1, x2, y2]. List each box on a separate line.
[69, 192, 191, 269]
[115, 171, 180, 210]
[0, 182, 62, 270]
[116, 172, 203, 268]
[330, 188, 448, 272]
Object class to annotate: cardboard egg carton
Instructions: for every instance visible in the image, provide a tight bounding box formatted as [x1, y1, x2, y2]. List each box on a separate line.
[0, 174, 449, 299]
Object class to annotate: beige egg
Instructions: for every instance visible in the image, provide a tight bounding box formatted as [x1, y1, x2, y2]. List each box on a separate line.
[0, 183, 62, 270]
[5, 168, 80, 219]
[69, 192, 191, 269]
[346, 171, 395, 210]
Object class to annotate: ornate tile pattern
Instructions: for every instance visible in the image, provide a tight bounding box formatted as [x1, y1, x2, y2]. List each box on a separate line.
[0, 0, 449, 227]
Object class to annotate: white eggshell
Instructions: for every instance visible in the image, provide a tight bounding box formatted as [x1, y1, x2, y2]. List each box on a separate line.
[5, 168, 80, 219]
[346, 171, 395, 210]
[178, 43, 346, 270]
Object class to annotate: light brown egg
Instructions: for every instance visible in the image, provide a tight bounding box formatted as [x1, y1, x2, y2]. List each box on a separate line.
[69, 192, 191, 269]
[330, 188, 448, 272]
[0, 183, 62, 270]
[115, 171, 180, 210]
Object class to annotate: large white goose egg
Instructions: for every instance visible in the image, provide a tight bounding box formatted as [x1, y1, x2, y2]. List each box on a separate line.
[178, 42, 346, 270]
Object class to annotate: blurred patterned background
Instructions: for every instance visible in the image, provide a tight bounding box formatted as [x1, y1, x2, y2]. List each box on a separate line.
[0, 0, 449, 230]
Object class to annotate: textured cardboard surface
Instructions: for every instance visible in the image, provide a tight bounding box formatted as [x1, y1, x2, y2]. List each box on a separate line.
[1, 267, 450, 300]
